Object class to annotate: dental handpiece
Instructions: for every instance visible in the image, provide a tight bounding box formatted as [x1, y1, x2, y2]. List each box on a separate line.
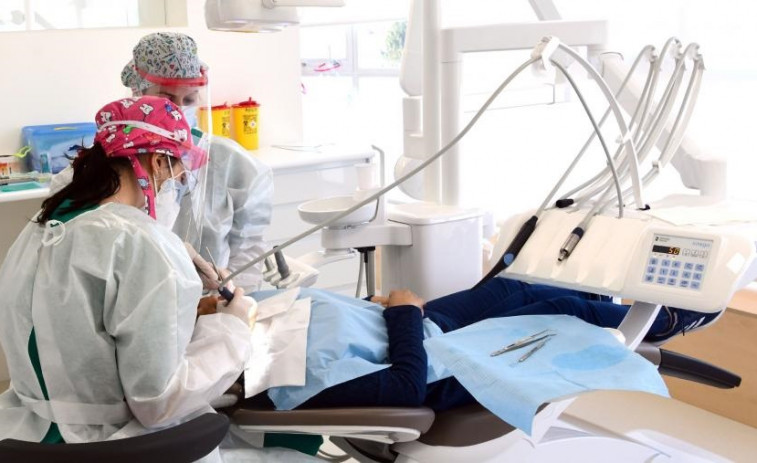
[207, 249, 234, 302]
[274, 247, 290, 280]
[558, 226, 585, 262]
[218, 286, 234, 302]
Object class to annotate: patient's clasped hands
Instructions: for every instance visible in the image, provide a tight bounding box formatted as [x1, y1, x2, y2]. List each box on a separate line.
[371, 289, 425, 315]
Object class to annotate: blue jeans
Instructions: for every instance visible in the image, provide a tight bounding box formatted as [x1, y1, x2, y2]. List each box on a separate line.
[270, 278, 672, 411]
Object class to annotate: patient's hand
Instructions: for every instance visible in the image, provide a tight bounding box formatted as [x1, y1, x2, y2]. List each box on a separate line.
[375, 290, 425, 315]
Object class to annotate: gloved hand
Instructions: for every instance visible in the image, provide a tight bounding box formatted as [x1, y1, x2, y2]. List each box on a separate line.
[184, 242, 236, 293]
[184, 242, 220, 290]
[216, 287, 257, 327]
[216, 267, 236, 294]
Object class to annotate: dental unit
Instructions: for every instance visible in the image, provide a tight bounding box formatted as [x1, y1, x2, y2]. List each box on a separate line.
[4, 1, 752, 461]
[214, 11, 756, 463]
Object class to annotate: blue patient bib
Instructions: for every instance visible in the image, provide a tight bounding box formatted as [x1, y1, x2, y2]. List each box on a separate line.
[264, 289, 447, 410]
[423, 315, 669, 435]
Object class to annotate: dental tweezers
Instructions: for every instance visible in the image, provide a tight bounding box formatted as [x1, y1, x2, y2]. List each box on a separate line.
[490, 329, 555, 357]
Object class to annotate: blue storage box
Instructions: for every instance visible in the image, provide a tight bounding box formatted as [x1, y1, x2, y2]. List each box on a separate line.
[21, 123, 97, 174]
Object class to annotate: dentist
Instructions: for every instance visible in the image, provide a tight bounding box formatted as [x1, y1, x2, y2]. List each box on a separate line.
[0, 96, 253, 461]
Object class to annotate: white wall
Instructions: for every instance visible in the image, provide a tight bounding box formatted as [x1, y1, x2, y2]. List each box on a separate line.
[0, 0, 303, 153]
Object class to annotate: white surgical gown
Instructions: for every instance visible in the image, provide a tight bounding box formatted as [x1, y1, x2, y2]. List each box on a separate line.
[193, 137, 273, 290]
[0, 202, 251, 460]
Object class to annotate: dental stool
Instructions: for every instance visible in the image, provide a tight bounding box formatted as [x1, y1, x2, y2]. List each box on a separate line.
[0, 413, 229, 463]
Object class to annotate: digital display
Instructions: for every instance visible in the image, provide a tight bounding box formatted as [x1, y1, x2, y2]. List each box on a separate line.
[653, 245, 680, 255]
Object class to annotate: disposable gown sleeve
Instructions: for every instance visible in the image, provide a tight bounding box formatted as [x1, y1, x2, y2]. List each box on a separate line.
[221, 141, 274, 290]
[107, 231, 251, 429]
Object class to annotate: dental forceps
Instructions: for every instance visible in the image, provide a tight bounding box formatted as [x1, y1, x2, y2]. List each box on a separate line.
[207, 248, 234, 302]
[490, 329, 556, 357]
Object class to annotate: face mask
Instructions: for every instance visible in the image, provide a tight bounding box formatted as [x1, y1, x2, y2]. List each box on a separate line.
[181, 105, 199, 129]
[154, 178, 182, 229]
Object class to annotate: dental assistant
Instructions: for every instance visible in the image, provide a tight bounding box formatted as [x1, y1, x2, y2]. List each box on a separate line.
[122, 32, 274, 290]
[0, 96, 253, 458]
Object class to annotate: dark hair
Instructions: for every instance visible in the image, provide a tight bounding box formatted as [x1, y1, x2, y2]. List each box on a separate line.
[37, 143, 133, 224]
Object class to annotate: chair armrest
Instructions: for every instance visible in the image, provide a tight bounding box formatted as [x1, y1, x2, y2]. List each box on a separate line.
[0, 413, 229, 463]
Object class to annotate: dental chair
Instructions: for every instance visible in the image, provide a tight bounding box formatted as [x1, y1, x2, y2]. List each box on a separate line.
[213, 13, 750, 458]
[226, 346, 742, 463]
[0, 413, 229, 463]
[223, 199, 756, 462]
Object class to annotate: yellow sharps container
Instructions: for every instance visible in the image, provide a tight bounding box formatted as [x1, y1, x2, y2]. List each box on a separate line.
[198, 103, 232, 138]
[231, 98, 260, 150]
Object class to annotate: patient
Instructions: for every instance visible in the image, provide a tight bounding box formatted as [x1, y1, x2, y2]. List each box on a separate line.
[240, 276, 721, 413]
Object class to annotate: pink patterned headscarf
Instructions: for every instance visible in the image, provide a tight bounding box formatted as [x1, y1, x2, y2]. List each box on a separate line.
[93, 95, 207, 219]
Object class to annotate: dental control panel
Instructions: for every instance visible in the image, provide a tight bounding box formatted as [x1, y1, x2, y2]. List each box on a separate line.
[499, 207, 757, 313]
[642, 234, 712, 291]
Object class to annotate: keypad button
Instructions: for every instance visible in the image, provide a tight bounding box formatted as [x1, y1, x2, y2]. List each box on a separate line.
[670, 270, 679, 277]
[659, 268, 669, 276]
[672, 261, 682, 269]
[682, 271, 692, 279]
[645, 274, 654, 283]
[649, 258, 659, 266]
[693, 273, 703, 281]
[695, 264, 705, 272]
[684, 263, 694, 270]
[690, 281, 701, 290]
[667, 278, 677, 286]
[662, 260, 671, 267]
[656, 276, 666, 285]
[647, 266, 656, 274]
[679, 280, 690, 288]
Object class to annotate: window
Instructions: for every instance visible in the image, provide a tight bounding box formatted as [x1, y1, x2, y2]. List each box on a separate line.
[555, 0, 757, 201]
[300, 20, 406, 160]
[0, 0, 182, 31]
[300, 1, 756, 219]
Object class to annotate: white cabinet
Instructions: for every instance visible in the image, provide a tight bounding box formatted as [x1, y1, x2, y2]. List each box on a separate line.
[257, 144, 376, 295]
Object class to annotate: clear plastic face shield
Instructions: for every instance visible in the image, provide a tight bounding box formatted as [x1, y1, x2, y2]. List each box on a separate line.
[133, 69, 212, 248]
[134, 65, 211, 133]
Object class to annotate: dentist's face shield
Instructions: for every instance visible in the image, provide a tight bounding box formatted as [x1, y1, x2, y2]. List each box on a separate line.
[93, 96, 209, 243]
